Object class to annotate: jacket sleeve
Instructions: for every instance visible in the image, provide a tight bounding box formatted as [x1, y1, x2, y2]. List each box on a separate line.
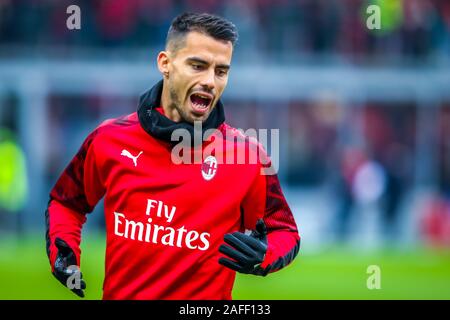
[45, 128, 105, 271]
[240, 145, 300, 275]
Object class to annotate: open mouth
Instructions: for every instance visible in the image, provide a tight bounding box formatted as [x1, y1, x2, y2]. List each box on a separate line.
[190, 92, 213, 115]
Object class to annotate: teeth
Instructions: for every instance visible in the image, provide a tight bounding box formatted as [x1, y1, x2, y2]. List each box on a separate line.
[193, 101, 207, 108]
[194, 93, 210, 99]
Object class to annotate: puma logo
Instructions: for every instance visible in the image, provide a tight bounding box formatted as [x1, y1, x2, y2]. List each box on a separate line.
[121, 149, 143, 167]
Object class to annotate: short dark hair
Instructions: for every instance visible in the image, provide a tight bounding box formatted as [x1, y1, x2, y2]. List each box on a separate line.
[166, 13, 238, 52]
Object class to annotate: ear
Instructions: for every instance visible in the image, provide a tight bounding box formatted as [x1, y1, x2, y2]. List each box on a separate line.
[157, 51, 170, 79]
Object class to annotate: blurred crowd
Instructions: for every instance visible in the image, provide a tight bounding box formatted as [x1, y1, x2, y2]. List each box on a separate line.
[286, 99, 450, 246]
[0, 0, 450, 62]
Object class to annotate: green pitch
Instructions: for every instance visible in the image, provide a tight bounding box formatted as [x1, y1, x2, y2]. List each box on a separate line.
[1, 234, 449, 300]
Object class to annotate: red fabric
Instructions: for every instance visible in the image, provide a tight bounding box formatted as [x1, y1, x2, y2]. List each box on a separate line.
[47, 112, 300, 299]
[155, 106, 165, 115]
[47, 200, 86, 271]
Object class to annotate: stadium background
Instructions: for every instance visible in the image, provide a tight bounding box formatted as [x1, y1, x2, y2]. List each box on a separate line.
[0, 0, 450, 299]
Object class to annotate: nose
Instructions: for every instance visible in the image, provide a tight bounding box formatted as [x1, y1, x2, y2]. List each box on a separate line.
[199, 68, 215, 92]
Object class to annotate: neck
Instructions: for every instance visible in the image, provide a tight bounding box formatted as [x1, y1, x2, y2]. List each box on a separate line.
[161, 81, 182, 122]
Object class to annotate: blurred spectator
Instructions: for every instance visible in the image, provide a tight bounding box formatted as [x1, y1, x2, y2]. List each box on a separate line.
[0, 128, 27, 214]
[333, 146, 367, 240]
[421, 196, 450, 247]
[420, 104, 450, 248]
[438, 105, 450, 198]
[0, 104, 28, 235]
[0, 94, 28, 232]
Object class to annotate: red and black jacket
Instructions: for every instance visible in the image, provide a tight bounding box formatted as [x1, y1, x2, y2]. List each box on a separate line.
[45, 80, 300, 299]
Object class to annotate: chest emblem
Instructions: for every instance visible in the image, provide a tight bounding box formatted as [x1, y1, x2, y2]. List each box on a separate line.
[201, 155, 218, 181]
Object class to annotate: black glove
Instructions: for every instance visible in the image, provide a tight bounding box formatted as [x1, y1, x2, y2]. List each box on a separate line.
[53, 237, 86, 298]
[219, 219, 269, 276]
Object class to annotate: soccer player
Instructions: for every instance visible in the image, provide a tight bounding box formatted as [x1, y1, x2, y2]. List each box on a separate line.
[45, 12, 300, 299]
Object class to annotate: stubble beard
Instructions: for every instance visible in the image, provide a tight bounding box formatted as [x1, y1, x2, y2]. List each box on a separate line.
[169, 86, 193, 123]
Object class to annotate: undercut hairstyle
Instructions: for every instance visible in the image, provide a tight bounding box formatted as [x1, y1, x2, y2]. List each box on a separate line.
[166, 12, 238, 53]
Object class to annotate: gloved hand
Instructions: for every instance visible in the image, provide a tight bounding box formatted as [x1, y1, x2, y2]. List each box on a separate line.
[219, 219, 269, 276]
[53, 237, 86, 298]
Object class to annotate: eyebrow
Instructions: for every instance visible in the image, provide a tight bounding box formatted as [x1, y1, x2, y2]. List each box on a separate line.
[186, 57, 230, 70]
